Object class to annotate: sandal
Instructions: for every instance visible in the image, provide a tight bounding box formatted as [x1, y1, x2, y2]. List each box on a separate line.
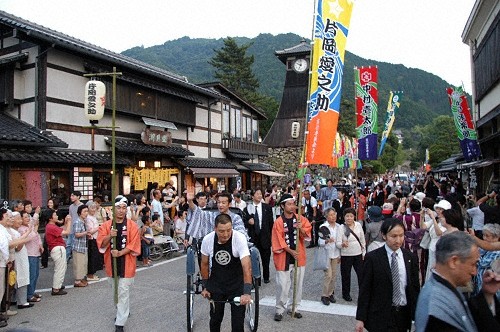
[34, 293, 42, 299]
[27, 297, 41, 303]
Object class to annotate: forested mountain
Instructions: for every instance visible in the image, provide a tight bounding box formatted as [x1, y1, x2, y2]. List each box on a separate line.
[122, 33, 459, 131]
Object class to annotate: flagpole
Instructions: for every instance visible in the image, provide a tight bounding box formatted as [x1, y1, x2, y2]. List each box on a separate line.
[291, 0, 318, 319]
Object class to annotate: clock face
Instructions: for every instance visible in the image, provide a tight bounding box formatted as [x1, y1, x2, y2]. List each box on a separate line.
[293, 58, 308, 73]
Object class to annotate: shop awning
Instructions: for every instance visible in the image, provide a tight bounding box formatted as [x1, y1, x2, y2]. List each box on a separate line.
[190, 167, 240, 178]
[460, 158, 500, 169]
[253, 170, 286, 177]
[142, 117, 178, 130]
[225, 152, 252, 160]
[178, 158, 236, 168]
[106, 137, 193, 157]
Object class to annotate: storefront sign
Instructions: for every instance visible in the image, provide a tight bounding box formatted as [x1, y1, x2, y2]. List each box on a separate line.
[141, 128, 172, 146]
[469, 168, 477, 189]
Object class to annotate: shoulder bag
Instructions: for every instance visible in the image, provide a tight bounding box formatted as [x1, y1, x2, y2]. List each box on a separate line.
[313, 246, 329, 271]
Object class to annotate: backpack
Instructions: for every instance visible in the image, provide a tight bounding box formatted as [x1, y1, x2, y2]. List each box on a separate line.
[405, 228, 426, 247]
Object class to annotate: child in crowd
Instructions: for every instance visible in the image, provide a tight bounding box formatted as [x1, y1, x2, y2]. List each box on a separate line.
[174, 210, 187, 245]
[141, 215, 154, 267]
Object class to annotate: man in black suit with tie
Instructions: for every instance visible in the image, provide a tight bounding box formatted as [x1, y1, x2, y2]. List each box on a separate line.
[356, 218, 420, 332]
[243, 188, 274, 284]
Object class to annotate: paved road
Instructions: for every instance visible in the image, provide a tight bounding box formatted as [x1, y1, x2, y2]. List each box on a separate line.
[5, 248, 360, 331]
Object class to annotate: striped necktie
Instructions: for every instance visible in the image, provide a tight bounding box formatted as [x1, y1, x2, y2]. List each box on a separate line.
[391, 252, 402, 306]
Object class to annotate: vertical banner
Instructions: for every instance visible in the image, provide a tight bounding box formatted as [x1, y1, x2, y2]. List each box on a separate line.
[354, 66, 378, 160]
[378, 91, 403, 156]
[446, 86, 481, 161]
[306, 0, 354, 165]
[425, 148, 431, 172]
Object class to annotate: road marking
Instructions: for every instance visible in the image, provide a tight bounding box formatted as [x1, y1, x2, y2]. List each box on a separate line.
[259, 296, 357, 317]
[35, 254, 187, 293]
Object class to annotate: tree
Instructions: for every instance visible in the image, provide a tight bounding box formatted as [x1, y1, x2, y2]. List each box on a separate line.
[209, 37, 259, 98]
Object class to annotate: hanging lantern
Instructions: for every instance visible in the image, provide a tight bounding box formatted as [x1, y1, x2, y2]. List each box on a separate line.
[84, 80, 106, 121]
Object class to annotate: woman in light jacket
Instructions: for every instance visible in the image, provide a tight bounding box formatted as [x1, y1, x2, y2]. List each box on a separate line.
[318, 208, 340, 305]
[420, 198, 449, 281]
[336, 207, 365, 302]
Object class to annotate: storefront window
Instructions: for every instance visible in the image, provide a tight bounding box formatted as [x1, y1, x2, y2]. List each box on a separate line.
[222, 104, 230, 138]
[94, 170, 112, 202]
[9, 169, 70, 207]
[250, 172, 268, 191]
[252, 119, 258, 142]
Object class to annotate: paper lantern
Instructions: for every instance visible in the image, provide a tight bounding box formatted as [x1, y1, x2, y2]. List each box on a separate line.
[84, 80, 106, 121]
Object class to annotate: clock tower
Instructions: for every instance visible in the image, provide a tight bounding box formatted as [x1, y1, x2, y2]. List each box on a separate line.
[263, 39, 310, 148]
[263, 39, 311, 182]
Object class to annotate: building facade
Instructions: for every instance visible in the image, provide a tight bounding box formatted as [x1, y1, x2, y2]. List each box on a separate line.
[462, 0, 500, 192]
[0, 10, 270, 206]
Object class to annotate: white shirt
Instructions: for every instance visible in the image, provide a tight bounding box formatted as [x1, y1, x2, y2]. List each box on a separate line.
[318, 221, 340, 259]
[201, 230, 249, 269]
[385, 244, 407, 306]
[151, 198, 164, 225]
[301, 196, 318, 209]
[425, 219, 446, 251]
[232, 199, 247, 211]
[0, 224, 11, 268]
[467, 206, 484, 231]
[175, 218, 187, 238]
[247, 202, 262, 229]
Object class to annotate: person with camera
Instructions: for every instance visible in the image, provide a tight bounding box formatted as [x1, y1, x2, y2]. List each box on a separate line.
[423, 174, 440, 202]
[477, 191, 499, 226]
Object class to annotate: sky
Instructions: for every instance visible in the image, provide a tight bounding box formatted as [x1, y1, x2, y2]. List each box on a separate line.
[0, 0, 476, 93]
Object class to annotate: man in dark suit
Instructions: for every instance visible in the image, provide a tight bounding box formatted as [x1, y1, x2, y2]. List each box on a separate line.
[243, 188, 274, 284]
[356, 218, 420, 332]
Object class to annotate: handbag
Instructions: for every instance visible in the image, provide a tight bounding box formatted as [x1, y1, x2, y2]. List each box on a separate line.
[313, 246, 329, 271]
[419, 230, 431, 249]
[8, 270, 16, 287]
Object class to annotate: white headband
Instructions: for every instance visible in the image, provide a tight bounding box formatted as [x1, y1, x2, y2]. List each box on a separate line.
[114, 195, 128, 206]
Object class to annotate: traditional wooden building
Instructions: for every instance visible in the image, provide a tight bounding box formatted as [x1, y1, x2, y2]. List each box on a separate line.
[462, 0, 500, 192]
[0, 10, 270, 205]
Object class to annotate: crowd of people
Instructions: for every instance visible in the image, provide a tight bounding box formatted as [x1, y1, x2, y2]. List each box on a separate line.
[187, 171, 500, 331]
[0, 171, 499, 331]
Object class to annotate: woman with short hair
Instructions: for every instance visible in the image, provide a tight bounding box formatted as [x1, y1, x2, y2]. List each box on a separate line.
[473, 223, 500, 296]
[336, 207, 365, 302]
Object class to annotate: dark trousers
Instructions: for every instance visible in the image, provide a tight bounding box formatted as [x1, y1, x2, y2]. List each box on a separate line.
[209, 292, 245, 332]
[390, 305, 411, 332]
[340, 254, 363, 298]
[41, 237, 49, 268]
[257, 245, 271, 282]
[87, 239, 104, 274]
[308, 219, 321, 246]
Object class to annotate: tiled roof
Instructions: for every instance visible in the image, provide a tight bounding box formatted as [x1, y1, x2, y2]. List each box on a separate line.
[106, 137, 193, 157]
[199, 82, 267, 120]
[241, 162, 274, 171]
[177, 158, 237, 169]
[0, 114, 68, 148]
[0, 10, 222, 100]
[225, 152, 252, 160]
[275, 39, 311, 56]
[0, 148, 131, 165]
[0, 52, 28, 65]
